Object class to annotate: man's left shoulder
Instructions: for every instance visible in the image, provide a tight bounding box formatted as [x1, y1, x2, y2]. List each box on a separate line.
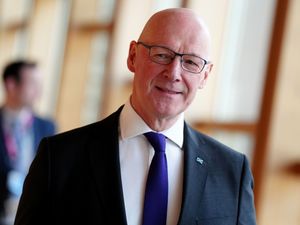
[33, 114, 55, 126]
[185, 124, 246, 165]
[33, 114, 56, 135]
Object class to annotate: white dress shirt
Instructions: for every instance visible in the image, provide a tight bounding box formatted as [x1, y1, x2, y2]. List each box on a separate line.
[119, 100, 184, 225]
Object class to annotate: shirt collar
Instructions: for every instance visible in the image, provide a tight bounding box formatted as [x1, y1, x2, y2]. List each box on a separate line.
[2, 106, 33, 129]
[120, 99, 184, 148]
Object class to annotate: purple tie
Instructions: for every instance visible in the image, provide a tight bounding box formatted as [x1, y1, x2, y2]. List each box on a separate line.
[142, 132, 168, 225]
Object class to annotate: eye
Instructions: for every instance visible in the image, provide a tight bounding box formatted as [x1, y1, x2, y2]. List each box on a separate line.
[153, 53, 172, 60]
[183, 59, 198, 66]
[151, 52, 173, 64]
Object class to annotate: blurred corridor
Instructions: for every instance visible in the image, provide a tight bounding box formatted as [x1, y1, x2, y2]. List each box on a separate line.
[0, 0, 299, 224]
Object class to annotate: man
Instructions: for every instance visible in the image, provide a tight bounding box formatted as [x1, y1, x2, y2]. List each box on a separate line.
[0, 61, 56, 224]
[14, 8, 256, 225]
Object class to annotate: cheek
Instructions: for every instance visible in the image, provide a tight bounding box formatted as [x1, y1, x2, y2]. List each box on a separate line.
[21, 85, 38, 99]
[135, 65, 159, 90]
[184, 77, 201, 98]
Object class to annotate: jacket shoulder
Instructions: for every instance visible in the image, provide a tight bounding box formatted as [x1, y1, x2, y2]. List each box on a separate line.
[185, 124, 246, 164]
[46, 106, 122, 146]
[34, 115, 55, 126]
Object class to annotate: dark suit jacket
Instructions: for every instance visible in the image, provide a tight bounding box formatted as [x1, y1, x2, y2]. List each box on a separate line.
[14, 107, 256, 225]
[0, 108, 56, 214]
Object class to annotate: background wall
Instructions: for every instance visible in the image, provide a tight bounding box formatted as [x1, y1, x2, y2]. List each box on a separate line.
[259, 0, 300, 224]
[0, 0, 299, 224]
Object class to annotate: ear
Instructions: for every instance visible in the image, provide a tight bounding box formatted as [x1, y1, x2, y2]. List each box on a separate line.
[127, 41, 137, 73]
[199, 63, 213, 89]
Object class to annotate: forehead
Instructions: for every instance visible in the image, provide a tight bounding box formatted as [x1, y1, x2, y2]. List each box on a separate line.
[140, 14, 210, 57]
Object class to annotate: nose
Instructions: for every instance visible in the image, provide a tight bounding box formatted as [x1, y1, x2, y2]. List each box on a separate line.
[163, 56, 182, 82]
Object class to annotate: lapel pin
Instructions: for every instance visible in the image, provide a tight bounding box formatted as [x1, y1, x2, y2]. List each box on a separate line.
[196, 157, 204, 165]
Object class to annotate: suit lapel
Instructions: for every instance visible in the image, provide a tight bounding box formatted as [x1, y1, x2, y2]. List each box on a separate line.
[178, 124, 210, 225]
[88, 107, 127, 225]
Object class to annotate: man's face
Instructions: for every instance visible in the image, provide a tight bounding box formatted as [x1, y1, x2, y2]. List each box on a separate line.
[19, 67, 41, 107]
[8, 67, 41, 108]
[128, 13, 212, 122]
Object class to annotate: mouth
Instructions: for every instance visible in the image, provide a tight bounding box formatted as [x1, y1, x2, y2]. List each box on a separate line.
[156, 86, 182, 95]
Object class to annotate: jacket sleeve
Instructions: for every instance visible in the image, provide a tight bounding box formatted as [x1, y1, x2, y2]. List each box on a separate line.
[238, 155, 257, 225]
[14, 138, 51, 225]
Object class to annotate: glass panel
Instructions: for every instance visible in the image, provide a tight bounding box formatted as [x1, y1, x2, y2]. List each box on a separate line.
[30, 0, 71, 117]
[0, 29, 28, 71]
[96, 0, 116, 24]
[56, 31, 93, 131]
[81, 31, 109, 125]
[72, 0, 98, 23]
[0, 0, 33, 25]
[13, 29, 29, 57]
[260, 1, 300, 224]
[210, 131, 254, 160]
[212, 0, 277, 122]
[184, 0, 276, 124]
[72, 0, 116, 24]
[268, 0, 300, 168]
[151, 0, 182, 11]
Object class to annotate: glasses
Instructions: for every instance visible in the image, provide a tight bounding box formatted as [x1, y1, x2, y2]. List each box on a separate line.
[137, 41, 209, 74]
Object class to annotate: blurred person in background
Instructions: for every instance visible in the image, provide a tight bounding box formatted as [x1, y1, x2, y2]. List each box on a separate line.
[0, 60, 56, 225]
[14, 8, 256, 225]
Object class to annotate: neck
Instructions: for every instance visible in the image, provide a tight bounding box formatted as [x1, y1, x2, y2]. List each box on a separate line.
[144, 115, 179, 132]
[130, 97, 180, 132]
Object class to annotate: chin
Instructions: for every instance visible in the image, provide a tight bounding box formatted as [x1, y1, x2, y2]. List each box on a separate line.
[154, 107, 182, 119]
[149, 98, 185, 118]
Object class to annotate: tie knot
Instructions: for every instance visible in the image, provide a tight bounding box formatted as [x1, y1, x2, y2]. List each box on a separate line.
[144, 132, 166, 152]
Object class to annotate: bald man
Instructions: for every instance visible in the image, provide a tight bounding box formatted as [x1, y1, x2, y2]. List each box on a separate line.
[14, 8, 256, 225]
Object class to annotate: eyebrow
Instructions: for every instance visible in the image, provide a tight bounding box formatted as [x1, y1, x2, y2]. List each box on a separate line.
[149, 43, 203, 58]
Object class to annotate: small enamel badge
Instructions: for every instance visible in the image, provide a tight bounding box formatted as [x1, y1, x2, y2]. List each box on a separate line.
[196, 157, 204, 165]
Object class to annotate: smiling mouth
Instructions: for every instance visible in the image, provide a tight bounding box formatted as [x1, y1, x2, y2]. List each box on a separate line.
[156, 86, 182, 94]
